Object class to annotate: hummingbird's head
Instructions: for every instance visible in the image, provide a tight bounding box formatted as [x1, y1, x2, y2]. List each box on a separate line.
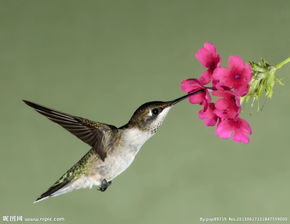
[125, 90, 204, 134]
[127, 101, 172, 134]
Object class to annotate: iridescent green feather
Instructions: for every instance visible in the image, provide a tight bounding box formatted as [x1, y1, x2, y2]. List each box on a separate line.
[52, 149, 96, 187]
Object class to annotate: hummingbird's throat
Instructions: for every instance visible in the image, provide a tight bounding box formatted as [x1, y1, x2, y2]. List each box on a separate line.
[148, 106, 171, 134]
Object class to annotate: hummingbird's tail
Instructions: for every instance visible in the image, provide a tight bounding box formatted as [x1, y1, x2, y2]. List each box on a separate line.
[34, 178, 72, 203]
[34, 150, 98, 203]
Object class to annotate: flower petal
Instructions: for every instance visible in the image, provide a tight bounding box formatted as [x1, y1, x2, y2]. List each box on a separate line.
[216, 119, 233, 139]
[224, 117, 252, 144]
[228, 56, 244, 68]
[212, 90, 227, 97]
[189, 92, 205, 105]
[199, 70, 212, 85]
[232, 130, 250, 144]
[204, 42, 216, 52]
[236, 84, 250, 96]
[195, 48, 212, 68]
[244, 63, 252, 82]
[198, 103, 217, 126]
[240, 118, 252, 134]
[181, 79, 202, 93]
[212, 67, 229, 81]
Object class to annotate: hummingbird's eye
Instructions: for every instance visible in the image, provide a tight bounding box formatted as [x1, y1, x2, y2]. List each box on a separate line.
[151, 108, 159, 115]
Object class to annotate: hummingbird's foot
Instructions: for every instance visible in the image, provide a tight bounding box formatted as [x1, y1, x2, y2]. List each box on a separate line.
[99, 179, 112, 192]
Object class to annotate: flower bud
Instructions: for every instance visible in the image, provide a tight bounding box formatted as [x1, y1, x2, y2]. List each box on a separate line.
[241, 59, 283, 105]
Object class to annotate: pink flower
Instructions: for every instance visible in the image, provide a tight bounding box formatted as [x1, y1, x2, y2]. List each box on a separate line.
[198, 103, 218, 126]
[196, 42, 221, 70]
[213, 90, 240, 119]
[199, 70, 212, 85]
[181, 79, 211, 105]
[213, 56, 252, 96]
[216, 117, 252, 144]
[195, 42, 221, 85]
[180, 43, 253, 144]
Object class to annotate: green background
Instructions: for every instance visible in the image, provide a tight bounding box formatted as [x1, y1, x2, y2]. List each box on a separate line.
[1, 0, 290, 223]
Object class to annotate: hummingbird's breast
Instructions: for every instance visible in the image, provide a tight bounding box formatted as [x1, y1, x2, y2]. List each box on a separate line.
[95, 128, 153, 181]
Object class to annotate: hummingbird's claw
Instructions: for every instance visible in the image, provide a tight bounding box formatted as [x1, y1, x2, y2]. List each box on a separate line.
[99, 179, 112, 192]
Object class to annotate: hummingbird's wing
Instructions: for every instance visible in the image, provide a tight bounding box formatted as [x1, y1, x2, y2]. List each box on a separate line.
[23, 100, 116, 160]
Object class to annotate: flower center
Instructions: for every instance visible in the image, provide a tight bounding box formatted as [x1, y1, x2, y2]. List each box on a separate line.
[230, 96, 236, 102]
[209, 61, 217, 71]
[234, 74, 241, 79]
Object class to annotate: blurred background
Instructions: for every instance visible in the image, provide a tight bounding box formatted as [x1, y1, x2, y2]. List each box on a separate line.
[1, 0, 290, 223]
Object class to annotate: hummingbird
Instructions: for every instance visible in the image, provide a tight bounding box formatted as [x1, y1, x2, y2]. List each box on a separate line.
[23, 90, 202, 203]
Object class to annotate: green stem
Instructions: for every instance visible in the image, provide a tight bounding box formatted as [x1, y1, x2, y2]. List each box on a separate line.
[275, 57, 290, 70]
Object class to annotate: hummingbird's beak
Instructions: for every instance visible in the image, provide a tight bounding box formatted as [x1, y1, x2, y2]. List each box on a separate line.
[169, 89, 205, 106]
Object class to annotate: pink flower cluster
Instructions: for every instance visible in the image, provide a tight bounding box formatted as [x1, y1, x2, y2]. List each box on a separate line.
[181, 43, 252, 144]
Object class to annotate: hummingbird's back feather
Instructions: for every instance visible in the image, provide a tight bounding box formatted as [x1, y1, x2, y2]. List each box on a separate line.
[23, 100, 117, 161]
[34, 150, 98, 203]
